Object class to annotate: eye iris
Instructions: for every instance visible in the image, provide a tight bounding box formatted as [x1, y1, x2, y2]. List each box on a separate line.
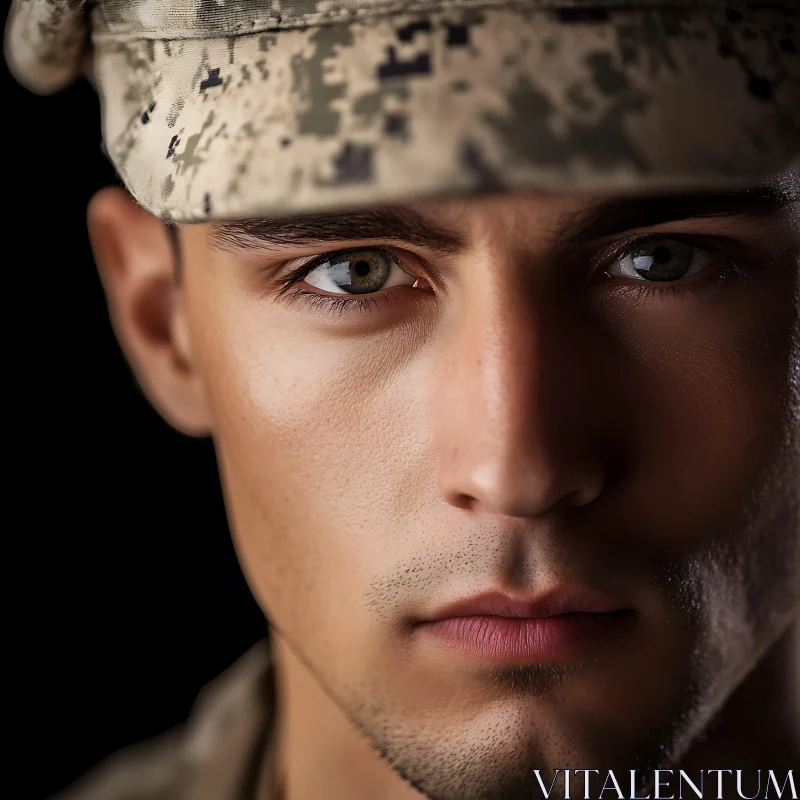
[630, 241, 692, 281]
[326, 250, 391, 294]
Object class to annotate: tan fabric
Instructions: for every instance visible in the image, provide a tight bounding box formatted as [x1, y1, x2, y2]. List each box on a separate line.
[52, 642, 278, 800]
[5, 0, 799, 222]
[5, 1, 89, 94]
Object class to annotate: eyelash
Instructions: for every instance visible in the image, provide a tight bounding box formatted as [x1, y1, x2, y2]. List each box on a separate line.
[269, 236, 751, 318]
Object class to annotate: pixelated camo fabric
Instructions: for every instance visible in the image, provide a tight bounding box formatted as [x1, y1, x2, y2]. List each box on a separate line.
[5, 0, 800, 222]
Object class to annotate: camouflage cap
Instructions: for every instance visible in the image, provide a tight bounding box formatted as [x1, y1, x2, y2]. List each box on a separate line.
[5, 0, 800, 222]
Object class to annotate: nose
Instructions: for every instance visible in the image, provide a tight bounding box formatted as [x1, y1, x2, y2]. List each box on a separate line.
[432, 280, 607, 519]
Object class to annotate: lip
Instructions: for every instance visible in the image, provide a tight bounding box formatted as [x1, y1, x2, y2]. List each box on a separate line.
[424, 588, 627, 621]
[416, 588, 636, 664]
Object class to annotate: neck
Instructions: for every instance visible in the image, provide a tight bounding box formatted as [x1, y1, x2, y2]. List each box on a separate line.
[678, 617, 800, 773]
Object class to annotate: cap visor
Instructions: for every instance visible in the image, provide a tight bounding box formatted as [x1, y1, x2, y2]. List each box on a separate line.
[93, 5, 800, 222]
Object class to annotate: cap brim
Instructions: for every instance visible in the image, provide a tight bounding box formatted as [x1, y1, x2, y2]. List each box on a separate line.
[92, 4, 800, 222]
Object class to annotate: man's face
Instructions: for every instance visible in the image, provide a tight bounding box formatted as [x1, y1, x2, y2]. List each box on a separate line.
[174, 189, 799, 799]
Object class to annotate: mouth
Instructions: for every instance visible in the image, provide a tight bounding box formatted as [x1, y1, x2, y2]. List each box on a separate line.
[415, 589, 637, 664]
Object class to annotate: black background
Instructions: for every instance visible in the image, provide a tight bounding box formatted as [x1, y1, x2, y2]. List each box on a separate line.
[5, 23, 268, 800]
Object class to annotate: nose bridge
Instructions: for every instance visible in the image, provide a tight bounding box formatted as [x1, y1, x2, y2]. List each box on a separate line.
[432, 267, 603, 517]
[460, 277, 541, 443]
[444, 271, 549, 455]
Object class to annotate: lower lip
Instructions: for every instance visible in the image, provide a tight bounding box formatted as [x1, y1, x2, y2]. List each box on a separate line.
[418, 611, 634, 663]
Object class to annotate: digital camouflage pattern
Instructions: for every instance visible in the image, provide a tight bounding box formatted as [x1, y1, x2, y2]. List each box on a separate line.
[52, 642, 279, 800]
[5, 0, 799, 222]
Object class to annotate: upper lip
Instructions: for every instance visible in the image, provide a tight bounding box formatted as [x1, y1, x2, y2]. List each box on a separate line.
[423, 588, 628, 622]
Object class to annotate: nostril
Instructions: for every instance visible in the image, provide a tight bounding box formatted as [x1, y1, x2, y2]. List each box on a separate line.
[450, 492, 476, 511]
[564, 485, 603, 508]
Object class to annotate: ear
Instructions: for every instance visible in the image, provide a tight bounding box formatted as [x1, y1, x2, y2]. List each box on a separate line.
[87, 187, 212, 437]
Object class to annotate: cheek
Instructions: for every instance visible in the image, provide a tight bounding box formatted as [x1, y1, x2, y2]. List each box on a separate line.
[591, 275, 800, 703]
[597, 274, 799, 555]
[187, 280, 430, 649]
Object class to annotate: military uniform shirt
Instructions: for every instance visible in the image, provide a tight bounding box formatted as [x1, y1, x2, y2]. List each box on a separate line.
[53, 642, 279, 800]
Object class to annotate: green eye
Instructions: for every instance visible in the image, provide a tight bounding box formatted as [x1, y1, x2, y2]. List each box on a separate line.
[304, 248, 414, 295]
[610, 239, 715, 282]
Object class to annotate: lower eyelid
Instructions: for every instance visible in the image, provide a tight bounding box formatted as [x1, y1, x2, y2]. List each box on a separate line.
[275, 282, 412, 315]
[602, 256, 748, 301]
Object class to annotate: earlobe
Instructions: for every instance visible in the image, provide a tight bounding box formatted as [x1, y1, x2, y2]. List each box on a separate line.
[86, 187, 213, 437]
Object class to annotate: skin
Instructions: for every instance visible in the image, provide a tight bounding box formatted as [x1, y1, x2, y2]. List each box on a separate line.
[86, 179, 800, 800]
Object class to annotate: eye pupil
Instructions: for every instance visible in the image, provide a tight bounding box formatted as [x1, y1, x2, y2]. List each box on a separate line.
[354, 260, 371, 277]
[653, 245, 672, 265]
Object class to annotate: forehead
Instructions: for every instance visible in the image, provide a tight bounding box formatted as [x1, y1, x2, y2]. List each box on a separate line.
[410, 191, 599, 230]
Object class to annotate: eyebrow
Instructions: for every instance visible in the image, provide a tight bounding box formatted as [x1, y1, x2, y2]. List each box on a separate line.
[556, 185, 797, 245]
[210, 206, 465, 254]
[209, 184, 797, 255]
